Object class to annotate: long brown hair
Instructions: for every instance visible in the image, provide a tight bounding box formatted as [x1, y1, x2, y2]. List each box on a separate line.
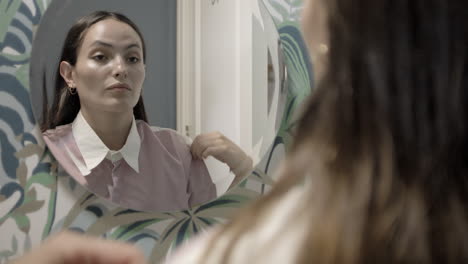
[200, 0, 468, 262]
[40, 11, 148, 132]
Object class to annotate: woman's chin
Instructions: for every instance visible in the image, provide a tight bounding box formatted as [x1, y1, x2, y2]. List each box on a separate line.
[98, 104, 135, 115]
[102, 99, 139, 110]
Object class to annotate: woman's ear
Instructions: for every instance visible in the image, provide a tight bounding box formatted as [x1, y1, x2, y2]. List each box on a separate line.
[59, 61, 75, 87]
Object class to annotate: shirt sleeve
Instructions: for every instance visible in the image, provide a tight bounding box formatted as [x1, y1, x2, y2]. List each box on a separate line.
[163, 129, 217, 207]
[187, 154, 217, 207]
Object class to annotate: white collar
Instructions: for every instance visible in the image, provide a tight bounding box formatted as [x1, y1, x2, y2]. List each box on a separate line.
[71, 111, 141, 176]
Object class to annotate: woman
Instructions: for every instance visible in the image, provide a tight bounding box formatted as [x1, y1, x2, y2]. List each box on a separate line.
[41, 11, 253, 212]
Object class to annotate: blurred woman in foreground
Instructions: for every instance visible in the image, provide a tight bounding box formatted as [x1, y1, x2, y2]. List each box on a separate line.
[167, 0, 468, 262]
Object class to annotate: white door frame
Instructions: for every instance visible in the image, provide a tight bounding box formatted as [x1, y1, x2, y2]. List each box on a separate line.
[176, 0, 200, 138]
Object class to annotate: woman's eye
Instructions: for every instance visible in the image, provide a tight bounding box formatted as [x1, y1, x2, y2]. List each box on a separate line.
[92, 55, 107, 61]
[128, 56, 140, 63]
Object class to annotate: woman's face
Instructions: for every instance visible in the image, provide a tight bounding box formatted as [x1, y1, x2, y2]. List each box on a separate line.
[61, 18, 145, 115]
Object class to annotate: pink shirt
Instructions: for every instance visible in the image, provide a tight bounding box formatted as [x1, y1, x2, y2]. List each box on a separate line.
[43, 114, 216, 212]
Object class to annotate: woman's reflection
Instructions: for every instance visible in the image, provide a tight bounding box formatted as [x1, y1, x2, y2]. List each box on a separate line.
[40, 11, 253, 212]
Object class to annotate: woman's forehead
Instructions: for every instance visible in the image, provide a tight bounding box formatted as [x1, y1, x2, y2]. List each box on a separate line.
[80, 19, 143, 51]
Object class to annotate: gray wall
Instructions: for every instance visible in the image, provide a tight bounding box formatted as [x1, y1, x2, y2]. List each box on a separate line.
[30, 0, 177, 128]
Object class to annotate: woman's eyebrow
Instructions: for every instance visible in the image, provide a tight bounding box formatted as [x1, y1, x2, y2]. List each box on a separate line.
[90, 40, 141, 50]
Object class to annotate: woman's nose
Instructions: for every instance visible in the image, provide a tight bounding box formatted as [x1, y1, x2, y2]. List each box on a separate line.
[113, 57, 128, 79]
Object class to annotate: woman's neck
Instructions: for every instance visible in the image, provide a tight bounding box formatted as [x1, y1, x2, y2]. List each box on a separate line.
[80, 108, 133, 151]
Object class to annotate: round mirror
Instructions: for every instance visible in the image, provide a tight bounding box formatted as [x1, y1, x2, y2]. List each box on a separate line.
[30, 0, 288, 213]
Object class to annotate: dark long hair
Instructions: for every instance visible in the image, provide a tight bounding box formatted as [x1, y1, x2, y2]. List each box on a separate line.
[40, 11, 148, 132]
[199, 0, 468, 263]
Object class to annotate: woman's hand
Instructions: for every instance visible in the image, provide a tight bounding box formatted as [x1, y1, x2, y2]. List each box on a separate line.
[191, 131, 253, 185]
[12, 231, 147, 264]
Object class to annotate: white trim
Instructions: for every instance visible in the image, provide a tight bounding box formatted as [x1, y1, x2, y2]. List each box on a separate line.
[194, 0, 202, 136]
[176, 0, 197, 137]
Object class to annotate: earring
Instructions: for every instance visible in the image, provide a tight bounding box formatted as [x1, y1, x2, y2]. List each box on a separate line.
[318, 44, 329, 54]
[68, 86, 77, 95]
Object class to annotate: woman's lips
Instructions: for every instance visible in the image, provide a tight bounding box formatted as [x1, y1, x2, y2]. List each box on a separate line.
[107, 83, 131, 90]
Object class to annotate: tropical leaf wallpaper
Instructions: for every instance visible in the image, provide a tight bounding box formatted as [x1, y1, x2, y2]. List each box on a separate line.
[0, 0, 312, 262]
